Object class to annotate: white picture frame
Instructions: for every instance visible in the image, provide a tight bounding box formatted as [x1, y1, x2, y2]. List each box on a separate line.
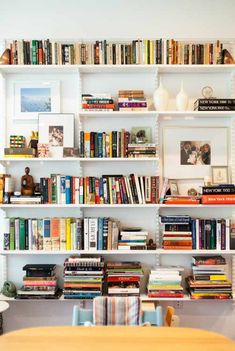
[38, 113, 74, 158]
[14, 80, 60, 120]
[163, 126, 228, 179]
[211, 166, 229, 185]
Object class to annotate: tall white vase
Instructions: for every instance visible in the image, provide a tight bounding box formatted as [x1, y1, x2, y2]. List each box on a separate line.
[176, 81, 189, 111]
[153, 78, 169, 111]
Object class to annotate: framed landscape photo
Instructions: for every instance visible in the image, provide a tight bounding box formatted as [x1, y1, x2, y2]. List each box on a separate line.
[163, 126, 228, 179]
[14, 81, 60, 120]
[38, 113, 74, 158]
[211, 166, 229, 185]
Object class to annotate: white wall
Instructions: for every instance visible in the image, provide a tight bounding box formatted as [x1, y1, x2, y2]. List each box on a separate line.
[1, 0, 235, 340]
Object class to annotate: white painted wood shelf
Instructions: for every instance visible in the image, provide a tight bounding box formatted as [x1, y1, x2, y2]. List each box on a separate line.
[0, 157, 158, 163]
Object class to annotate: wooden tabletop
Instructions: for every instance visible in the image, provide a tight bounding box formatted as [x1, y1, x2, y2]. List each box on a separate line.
[0, 326, 234, 351]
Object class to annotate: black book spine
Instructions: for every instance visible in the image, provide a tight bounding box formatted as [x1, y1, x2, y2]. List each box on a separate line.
[204, 219, 211, 250]
[25, 219, 29, 250]
[80, 131, 84, 157]
[121, 45, 124, 65]
[94, 133, 99, 158]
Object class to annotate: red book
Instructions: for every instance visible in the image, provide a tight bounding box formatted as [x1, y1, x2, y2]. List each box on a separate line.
[95, 178, 100, 204]
[202, 194, 235, 204]
[107, 276, 140, 282]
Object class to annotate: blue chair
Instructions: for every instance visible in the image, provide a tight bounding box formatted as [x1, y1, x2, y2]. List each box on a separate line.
[72, 305, 93, 326]
[142, 305, 163, 326]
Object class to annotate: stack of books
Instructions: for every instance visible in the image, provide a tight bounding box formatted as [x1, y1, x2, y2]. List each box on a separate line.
[201, 184, 235, 205]
[4, 147, 36, 158]
[81, 94, 115, 111]
[80, 129, 131, 158]
[127, 144, 156, 158]
[9, 195, 42, 205]
[4, 39, 164, 65]
[160, 215, 192, 250]
[16, 264, 61, 299]
[186, 255, 233, 300]
[39, 174, 159, 205]
[117, 90, 148, 111]
[63, 256, 104, 299]
[106, 261, 143, 296]
[147, 266, 184, 298]
[118, 227, 148, 250]
[194, 99, 235, 111]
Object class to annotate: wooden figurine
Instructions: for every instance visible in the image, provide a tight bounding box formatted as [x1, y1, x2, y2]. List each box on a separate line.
[21, 167, 34, 196]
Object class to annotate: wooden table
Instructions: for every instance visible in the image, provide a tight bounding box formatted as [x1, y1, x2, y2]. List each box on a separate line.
[0, 326, 234, 351]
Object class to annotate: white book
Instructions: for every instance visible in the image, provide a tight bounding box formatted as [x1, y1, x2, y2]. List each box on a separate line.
[145, 176, 151, 202]
[134, 174, 142, 204]
[111, 221, 119, 250]
[216, 219, 221, 250]
[120, 231, 148, 236]
[84, 218, 89, 251]
[108, 288, 139, 294]
[75, 177, 80, 204]
[124, 176, 133, 204]
[88, 218, 97, 250]
[60, 218, 66, 251]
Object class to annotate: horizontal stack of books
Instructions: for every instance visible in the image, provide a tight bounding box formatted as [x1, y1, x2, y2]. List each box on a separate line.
[39, 174, 159, 205]
[147, 266, 184, 298]
[16, 264, 61, 299]
[106, 261, 143, 296]
[4, 39, 164, 65]
[63, 256, 104, 299]
[118, 90, 148, 111]
[127, 144, 156, 158]
[166, 39, 223, 64]
[194, 99, 235, 111]
[82, 94, 115, 111]
[80, 130, 131, 158]
[4, 148, 36, 158]
[201, 184, 235, 205]
[118, 227, 148, 250]
[9, 195, 42, 205]
[160, 215, 231, 250]
[186, 256, 233, 300]
[160, 215, 192, 250]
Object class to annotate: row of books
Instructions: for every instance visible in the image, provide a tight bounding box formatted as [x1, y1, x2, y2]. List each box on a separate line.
[147, 266, 184, 298]
[63, 256, 104, 299]
[39, 174, 159, 205]
[186, 256, 232, 300]
[166, 39, 223, 64]
[4, 39, 164, 65]
[160, 215, 233, 250]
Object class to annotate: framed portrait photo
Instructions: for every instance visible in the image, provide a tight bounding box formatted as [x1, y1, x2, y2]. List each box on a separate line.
[14, 81, 60, 120]
[163, 126, 228, 179]
[211, 166, 229, 185]
[169, 179, 179, 196]
[38, 113, 74, 158]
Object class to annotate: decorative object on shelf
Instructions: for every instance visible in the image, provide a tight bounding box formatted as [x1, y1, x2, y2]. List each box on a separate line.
[169, 179, 179, 196]
[153, 78, 169, 111]
[211, 166, 229, 185]
[204, 176, 212, 186]
[37, 143, 50, 158]
[63, 147, 79, 158]
[131, 127, 152, 144]
[28, 131, 38, 156]
[202, 86, 213, 99]
[163, 126, 228, 179]
[38, 113, 74, 158]
[1, 281, 17, 298]
[0, 48, 10, 65]
[147, 239, 157, 250]
[9, 135, 25, 148]
[221, 49, 235, 64]
[21, 167, 34, 196]
[187, 188, 198, 196]
[14, 81, 60, 120]
[176, 81, 189, 111]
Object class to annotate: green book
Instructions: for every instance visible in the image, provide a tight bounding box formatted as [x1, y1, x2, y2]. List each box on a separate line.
[32, 40, 37, 65]
[19, 218, 26, 250]
[210, 219, 216, 249]
[9, 218, 15, 251]
[51, 174, 57, 204]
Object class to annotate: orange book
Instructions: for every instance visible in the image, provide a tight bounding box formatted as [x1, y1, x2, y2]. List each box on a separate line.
[202, 195, 235, 204]
[51, 218, 60, 238]
[163, 246, 193, 250]
[64, 283, 101, 288]
[164, 199, 200, 205]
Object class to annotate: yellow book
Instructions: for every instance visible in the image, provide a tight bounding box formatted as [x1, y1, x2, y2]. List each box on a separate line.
[66, 218, 71, 251]
[210, 275, 227, 281]
[109, 132, 112, 157]
[150, 40, 154, 64]
[4, 155, 35, 158]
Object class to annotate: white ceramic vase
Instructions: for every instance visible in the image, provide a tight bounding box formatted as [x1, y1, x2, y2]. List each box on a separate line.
[153, 78, 169, 111]
[176, 81, 189, 111]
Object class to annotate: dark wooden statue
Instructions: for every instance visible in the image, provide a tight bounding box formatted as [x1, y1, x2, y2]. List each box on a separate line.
[21, 167, 34, 196]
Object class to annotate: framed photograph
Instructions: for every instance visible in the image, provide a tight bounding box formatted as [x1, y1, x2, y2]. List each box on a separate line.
[169, 180, 179, 196]
[131, 127, 152, 144]
[163, 126, 228, 179]
[211, 166, 229, 185]
[14, 81, 60, 120]
[38, 113, 74, 158]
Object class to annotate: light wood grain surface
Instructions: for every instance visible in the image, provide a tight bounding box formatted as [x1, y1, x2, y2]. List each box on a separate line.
[0, 326, 234, 351]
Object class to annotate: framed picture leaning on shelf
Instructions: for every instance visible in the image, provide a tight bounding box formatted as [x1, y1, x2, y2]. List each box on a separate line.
[38, 113, 74, 158]
[14, 80, 60, 120]
[163, 126, 228, 179]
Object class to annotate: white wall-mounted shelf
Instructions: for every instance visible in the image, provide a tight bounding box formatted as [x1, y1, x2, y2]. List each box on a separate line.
[0, 204, 159, 208]
[0, 157, 158, 163]
[0, 250, 158, 255]
[79, 111, 157, 117]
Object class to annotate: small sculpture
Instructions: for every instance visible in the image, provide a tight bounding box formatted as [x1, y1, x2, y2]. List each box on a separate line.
[28, 131, 38, 156]
[187, 188, 198, 196]
[147, 239, 157, 250]
[21, 167, 34, 196]
[222, 49, 235, 64]
[0, 49, 10, 65]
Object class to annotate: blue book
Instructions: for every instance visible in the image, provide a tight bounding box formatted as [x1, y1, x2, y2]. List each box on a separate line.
[97, 217, 104, 250]
[191, 219, 196, 249]
[65, 176, 71, 204]
[97, 133, 103, 158]
[43, 219, 51, 238]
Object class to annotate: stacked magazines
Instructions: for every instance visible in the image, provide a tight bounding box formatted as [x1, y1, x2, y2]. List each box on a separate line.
[63, 256, 105, 299]
[16, 264, 61, 299]
[186, 255, 233, 300]
[106, 261, 143, 296]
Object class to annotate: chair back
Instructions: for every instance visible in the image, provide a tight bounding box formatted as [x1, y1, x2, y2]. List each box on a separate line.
[72, 305, 93, 326]
[142, 305, 163, 326]
[164, 306, 180, 327]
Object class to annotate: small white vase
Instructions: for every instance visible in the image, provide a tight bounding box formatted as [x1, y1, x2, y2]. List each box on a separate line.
[176, 81, 189, 111]
[153, 78, 169, 111]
